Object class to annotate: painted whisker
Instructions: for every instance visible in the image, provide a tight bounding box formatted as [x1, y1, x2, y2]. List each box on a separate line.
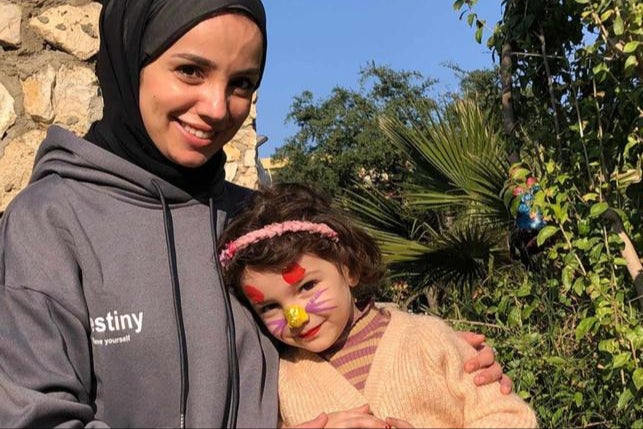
[266, 318, 287, 339]
[305, 288, 337, 314]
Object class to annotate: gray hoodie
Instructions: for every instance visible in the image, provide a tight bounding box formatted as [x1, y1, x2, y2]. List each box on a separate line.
[0, 126, 279, 428]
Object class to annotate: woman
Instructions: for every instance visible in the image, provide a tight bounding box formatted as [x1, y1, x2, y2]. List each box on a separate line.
[0, 1, 507, 427]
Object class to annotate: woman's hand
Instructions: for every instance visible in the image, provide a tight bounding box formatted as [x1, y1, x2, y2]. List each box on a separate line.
[458, 331, 513, 395]
[385, 416, 415, 428]
[288, 405, 393, 428]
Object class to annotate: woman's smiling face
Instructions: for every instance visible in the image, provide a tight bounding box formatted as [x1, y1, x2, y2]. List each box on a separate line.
[138, 12, 263, 168]
[241, 254, 359, 353]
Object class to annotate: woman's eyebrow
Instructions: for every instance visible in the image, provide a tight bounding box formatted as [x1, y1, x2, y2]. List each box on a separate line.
[172, 53, 213, 67]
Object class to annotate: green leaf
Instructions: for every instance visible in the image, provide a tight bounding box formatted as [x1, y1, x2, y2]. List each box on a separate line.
[592, 62, 609, 75]
[475, 26, 483, 44]
[634, 368, 643, 391]
[562, 266, 573, 291]
[537, 225, 558, 247]
[600, 10, 614, 22]
[612, 352, 630, 369]
[613, 15, 624, 36]
[598, 339, 618, 353]
[589, 202, 609, 218]
[515, 281, 532, 297]
[617, 388, 633, 410]
[626, 326, 643, 349]
[544, 356, 567, 366]
[573, 277, 586, 296]
[573, 391, 583, 407]
[575, 316, 596, 340]
[511, 168, 531, 180]
[623, 41, 640, 54]
[582, 192, 599, 202]
[546, 160, 555, 174]
[508, 306, 522, 327]
[624, 55, 639, 71]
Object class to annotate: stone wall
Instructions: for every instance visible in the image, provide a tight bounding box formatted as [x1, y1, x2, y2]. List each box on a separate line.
[0, 0, 262, 213]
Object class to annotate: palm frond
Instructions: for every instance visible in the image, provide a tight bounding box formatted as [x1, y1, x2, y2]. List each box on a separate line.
[379, 98, 511, 225]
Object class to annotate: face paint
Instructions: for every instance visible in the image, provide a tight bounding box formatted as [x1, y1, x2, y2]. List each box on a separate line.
[284, 304, 309, 328]
[266, 317, 287, 339]
[243, 285, 265, 304]
[282, 262, 306, 285]
[305, 287, 337, 314]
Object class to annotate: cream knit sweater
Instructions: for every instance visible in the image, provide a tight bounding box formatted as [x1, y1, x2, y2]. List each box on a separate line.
[278, 308, 538, 428]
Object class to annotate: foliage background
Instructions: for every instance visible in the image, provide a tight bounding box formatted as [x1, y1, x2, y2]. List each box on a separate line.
[273, 0, 642, 427]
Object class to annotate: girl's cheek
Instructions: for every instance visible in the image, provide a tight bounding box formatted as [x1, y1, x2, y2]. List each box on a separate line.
[264, 315, 288, 339]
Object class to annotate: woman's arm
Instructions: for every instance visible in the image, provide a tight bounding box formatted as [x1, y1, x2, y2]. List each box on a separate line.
[0, 285, 105, 427]
[0, 198, 104, 427]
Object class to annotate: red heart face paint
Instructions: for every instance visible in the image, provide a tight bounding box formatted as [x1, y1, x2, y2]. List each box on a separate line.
[282, 262, 306, 285]
[243, 285, 265, 304]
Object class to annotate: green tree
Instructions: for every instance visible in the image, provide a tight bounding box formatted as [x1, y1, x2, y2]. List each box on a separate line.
[449, 1, 643, 427]
[272, 64, 436, 197]
[340, 99, 515, 310]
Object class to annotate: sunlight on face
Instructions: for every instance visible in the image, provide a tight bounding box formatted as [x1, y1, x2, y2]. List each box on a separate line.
[241, 254, 358, 353]
[139, 13, 263, 167]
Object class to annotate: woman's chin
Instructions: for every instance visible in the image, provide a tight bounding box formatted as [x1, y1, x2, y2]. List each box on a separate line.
[169, 151, 214, 168]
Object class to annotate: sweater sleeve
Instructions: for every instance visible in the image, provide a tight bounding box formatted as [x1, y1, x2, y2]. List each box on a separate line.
[0, 189, 107, 428]
[413, 314, 539, 428]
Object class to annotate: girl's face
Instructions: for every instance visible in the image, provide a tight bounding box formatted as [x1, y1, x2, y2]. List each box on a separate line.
[241, 254, 359, 353]
[139, 13, 263, 168]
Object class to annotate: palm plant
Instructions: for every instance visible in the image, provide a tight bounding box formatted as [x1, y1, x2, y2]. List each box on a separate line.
[339, 99, 516, 310]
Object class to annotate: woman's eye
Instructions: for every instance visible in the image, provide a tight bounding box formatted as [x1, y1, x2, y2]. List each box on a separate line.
[231, 77, 256, 95]
[176, 65, 202, 80]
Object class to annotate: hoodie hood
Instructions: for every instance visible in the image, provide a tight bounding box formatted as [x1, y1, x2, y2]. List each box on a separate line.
[32, 126, 224, 204]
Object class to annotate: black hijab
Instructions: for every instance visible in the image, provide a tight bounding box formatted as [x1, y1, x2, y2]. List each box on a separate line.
[85, 0, 267, 195]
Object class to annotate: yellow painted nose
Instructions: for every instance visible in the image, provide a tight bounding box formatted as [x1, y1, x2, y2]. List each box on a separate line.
[284, 305, 309, 329]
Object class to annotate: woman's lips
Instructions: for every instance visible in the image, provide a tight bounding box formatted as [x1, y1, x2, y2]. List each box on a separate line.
[174, 119, 216, 147]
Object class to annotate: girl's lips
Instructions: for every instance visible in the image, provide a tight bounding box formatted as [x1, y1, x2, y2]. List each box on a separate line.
[299, 324, 322, 339]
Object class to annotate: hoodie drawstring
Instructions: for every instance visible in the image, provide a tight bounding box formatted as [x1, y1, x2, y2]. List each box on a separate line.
[209, 197, 239, 429]
[152, 181, 189, 429]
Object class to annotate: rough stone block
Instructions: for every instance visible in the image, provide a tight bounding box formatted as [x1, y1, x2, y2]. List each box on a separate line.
[0, 1, 21, 47]
[29, 2, 101, 60]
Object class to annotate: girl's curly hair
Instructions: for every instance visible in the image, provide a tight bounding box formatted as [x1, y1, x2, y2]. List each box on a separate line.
[218, 183, 385, 300]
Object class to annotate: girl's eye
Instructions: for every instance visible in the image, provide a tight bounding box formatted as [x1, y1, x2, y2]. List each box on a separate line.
[176, 65, 203, 81]
[299, 281, 316, 292]
[258, 303, 279, 314]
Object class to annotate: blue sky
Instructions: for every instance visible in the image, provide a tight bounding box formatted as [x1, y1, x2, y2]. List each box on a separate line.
[257, 1, 503, 157]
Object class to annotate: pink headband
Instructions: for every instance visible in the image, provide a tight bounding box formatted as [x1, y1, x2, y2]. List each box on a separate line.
[219, 220, 339, 267]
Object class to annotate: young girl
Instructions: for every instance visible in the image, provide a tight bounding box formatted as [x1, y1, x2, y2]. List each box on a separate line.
[219, 183, 539, 428]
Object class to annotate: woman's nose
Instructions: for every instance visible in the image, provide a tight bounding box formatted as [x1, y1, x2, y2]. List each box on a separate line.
[197, 84, 229, 123]
[284, 304, 309, 329]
